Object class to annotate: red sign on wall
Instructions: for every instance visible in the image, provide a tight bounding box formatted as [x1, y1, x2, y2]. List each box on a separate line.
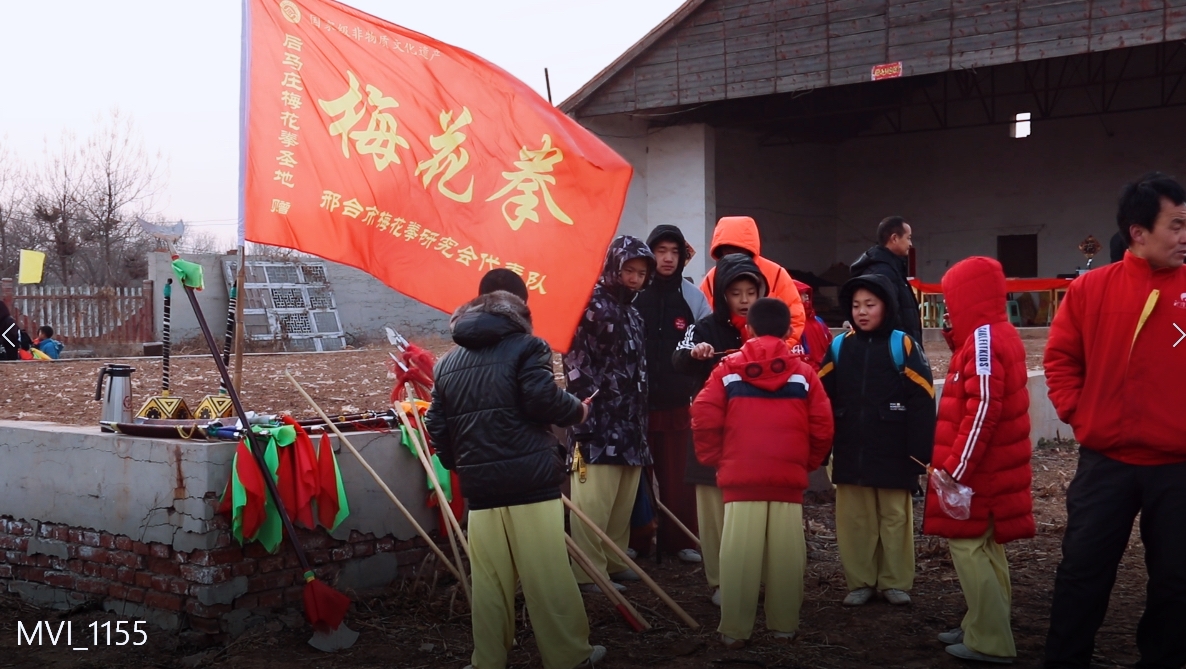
[871, 62, 904, 81]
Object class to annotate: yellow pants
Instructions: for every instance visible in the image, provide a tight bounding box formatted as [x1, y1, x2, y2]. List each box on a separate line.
[835, 484, 915, 592]
[569, 465, 640, 584]
[949, 521, 1016, 658]
[718, 501, 806, 640]
[695, 485, 724, 588]
[469, 499, 592, 669]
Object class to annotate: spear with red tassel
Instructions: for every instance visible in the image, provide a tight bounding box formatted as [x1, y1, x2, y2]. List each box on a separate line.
[143, 219, 356, 651]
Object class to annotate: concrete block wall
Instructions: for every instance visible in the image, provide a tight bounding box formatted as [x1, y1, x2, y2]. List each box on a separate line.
[147, 252, 450, 345]
[0, 421, 441, 637]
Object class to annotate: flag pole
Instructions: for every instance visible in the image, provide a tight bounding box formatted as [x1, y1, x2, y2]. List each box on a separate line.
[234, 0, 251, 392]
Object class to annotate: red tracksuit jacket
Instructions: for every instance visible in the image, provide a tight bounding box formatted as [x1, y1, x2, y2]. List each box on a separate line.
[924, 257, 1034, 543]
[1045, 251, 1186, 465]
[691, 336, 834, 504]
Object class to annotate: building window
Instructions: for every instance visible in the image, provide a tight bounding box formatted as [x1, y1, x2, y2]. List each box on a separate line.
[997, 234, 1038, 278]
[1011, 112, 1032, 138]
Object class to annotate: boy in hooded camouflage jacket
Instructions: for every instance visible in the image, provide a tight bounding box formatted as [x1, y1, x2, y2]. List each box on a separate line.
[564, 235, 656, 592]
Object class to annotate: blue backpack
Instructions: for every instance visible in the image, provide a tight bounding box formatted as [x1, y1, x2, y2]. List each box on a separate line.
[829, 329, 908, 372]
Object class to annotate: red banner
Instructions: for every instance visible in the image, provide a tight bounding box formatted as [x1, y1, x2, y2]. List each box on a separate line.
[910, 277, 1073, 294]
[242, 0, 633, 351]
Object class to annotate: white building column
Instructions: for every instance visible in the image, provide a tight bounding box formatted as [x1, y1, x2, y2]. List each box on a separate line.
[646, 124, 715, 281]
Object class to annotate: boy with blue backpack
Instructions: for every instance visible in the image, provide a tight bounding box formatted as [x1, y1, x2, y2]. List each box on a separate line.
[819, 274, 935, 608]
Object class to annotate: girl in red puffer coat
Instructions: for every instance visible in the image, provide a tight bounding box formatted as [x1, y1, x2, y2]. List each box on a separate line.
[925, 256, 1034, 665]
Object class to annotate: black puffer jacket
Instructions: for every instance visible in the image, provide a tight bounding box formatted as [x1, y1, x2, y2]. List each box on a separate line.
[820, 274, 935, 490]
[851, 245, 923, 343]
[672, 254, 767, 485]
[0, 301, 19, 361]
[425, 291, 585, 510]
[635, 225, 712, 411]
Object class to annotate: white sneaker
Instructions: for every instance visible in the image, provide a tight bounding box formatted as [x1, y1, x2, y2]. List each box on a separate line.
[945, 643, 1013, 664]
[720, 634, 745, 649]
[575, 645, 607, 667]
[609, 568, 641, 582]
[677, 548, 702, 563]
[881, 588, 912, 606]
[625, 547, 637, 560]
[842, 587, 875, 606]
[711, 588, 721, 606]
[771, 631, 796, 641]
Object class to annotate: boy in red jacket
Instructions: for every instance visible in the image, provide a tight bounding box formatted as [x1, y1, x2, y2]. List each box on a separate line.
[692, 298, 834, 648]
[925, 256, 1034, 665]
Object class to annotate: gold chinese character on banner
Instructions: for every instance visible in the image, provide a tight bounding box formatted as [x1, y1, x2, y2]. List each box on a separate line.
[274, 171, 295, 188]
[280, 72, 303, 90]
[280, 111, 300, 131]
[283, 53, 303, 71]
[319, 190, 342, 212]
[526, 271, 547, 295]
[342, 198, 364, 218]
[403, 221, 422, 241]
[479, 253, 500, 271]
[363, 206, 380, 226]
[281, 91, 302, 110]
[418, 229, 440, 247]
[388, 216, 405, 236]
[283, 34, 302, 51]
[456, 246, 478, 267]
[276, 151, 297, 168]
[435, 236, 458, 258]
[278, 130, 299, 148]
[318, 70, 410, 170]
[487, 134, 572, 230]
[414, 108, 474, 203]
[376, 212, 393, 231]
[504, 262, 524, 276]
[270, 199, 291, 214]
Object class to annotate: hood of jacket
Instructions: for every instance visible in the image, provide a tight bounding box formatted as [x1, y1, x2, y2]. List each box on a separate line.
[450, 291, 532, 349]
[942, 256, 1007, 344]
[646, 224, 691, 280]
[598, 235, 657, 301]
[840, 273, 899, 336]
[851, 244, 907, 279]
[723, 335, 796, 392]
[709, 216, 761, 260]
[712, 253, 767, 320]
[793, 279, 816, 320]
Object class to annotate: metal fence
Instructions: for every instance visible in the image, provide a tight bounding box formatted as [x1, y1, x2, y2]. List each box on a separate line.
[1, 278, 154, 345]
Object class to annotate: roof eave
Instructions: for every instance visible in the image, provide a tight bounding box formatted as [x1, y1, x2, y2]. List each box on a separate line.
[559, 0, 709, 116]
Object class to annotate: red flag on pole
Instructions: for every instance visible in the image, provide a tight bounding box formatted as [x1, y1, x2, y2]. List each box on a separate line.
[242, 0, 633, 351]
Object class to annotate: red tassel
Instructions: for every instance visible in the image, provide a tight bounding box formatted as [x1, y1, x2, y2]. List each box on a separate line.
[315, 433, 341, 529]
[302, 578, 350, 633]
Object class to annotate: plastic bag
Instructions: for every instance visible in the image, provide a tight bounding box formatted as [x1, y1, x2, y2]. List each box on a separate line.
[930, 468, 974, 520]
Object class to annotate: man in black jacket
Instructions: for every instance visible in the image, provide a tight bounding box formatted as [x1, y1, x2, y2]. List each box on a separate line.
[851, 216, 923, 343]
[426, 290, 604, 669]
[634, 225, 711, 563]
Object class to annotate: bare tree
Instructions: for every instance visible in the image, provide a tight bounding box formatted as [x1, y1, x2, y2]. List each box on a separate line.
[178, 228, 226, 255]
[0, 139, 26, 278]
[78, 109, 164, 284]
[31, 131, 87, 285]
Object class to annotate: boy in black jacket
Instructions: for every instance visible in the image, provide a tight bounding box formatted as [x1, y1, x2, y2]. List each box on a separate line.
[426, 290, 603, 669]
[819, 274, 935, 608]
[673, 253, 767, 604]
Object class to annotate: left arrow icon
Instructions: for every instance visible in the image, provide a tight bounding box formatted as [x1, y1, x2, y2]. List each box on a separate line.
[1, 323, 15, 347]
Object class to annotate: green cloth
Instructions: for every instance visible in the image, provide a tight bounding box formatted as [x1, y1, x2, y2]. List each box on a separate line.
[399, 425, 453, 502]
[171, 258, 204, 290]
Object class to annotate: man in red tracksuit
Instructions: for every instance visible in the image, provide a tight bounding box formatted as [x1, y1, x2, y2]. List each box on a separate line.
[1044, 172, 1186, 669]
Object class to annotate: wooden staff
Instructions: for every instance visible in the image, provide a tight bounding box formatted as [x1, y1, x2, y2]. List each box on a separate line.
[284, 371, 469, 596]
[654, 498, 701, 549]
[562, 495, 699, 629]
[394, 395, 471, 560]
[565, 534, 649, 632]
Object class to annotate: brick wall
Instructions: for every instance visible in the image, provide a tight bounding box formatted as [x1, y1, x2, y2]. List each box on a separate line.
[0, 514, 431, 636]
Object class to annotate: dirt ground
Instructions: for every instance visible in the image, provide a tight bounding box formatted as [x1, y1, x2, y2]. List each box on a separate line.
[4, 334, 1131, 669]
[0, 335, 1047, 426]
[0, 444, 1151, 669]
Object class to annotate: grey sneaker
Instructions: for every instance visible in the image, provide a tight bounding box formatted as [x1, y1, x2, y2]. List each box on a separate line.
[677, 548, 703, 563]
[842, 587, 875, 606]
[881, 588, 912, 605]
[938, 628, 965, 645]
[610, 568, 642, 582]
[945, 643, 1014, 664]
[711, 588, 721, 606]
[626, 547, 637, 560]
[575, 645, 607, 668]
[771, 631, 797, 641]
[580, 582, 625, 594]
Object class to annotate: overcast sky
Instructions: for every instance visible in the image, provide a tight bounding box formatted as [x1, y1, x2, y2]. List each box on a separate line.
[0, 0, 682, 247]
